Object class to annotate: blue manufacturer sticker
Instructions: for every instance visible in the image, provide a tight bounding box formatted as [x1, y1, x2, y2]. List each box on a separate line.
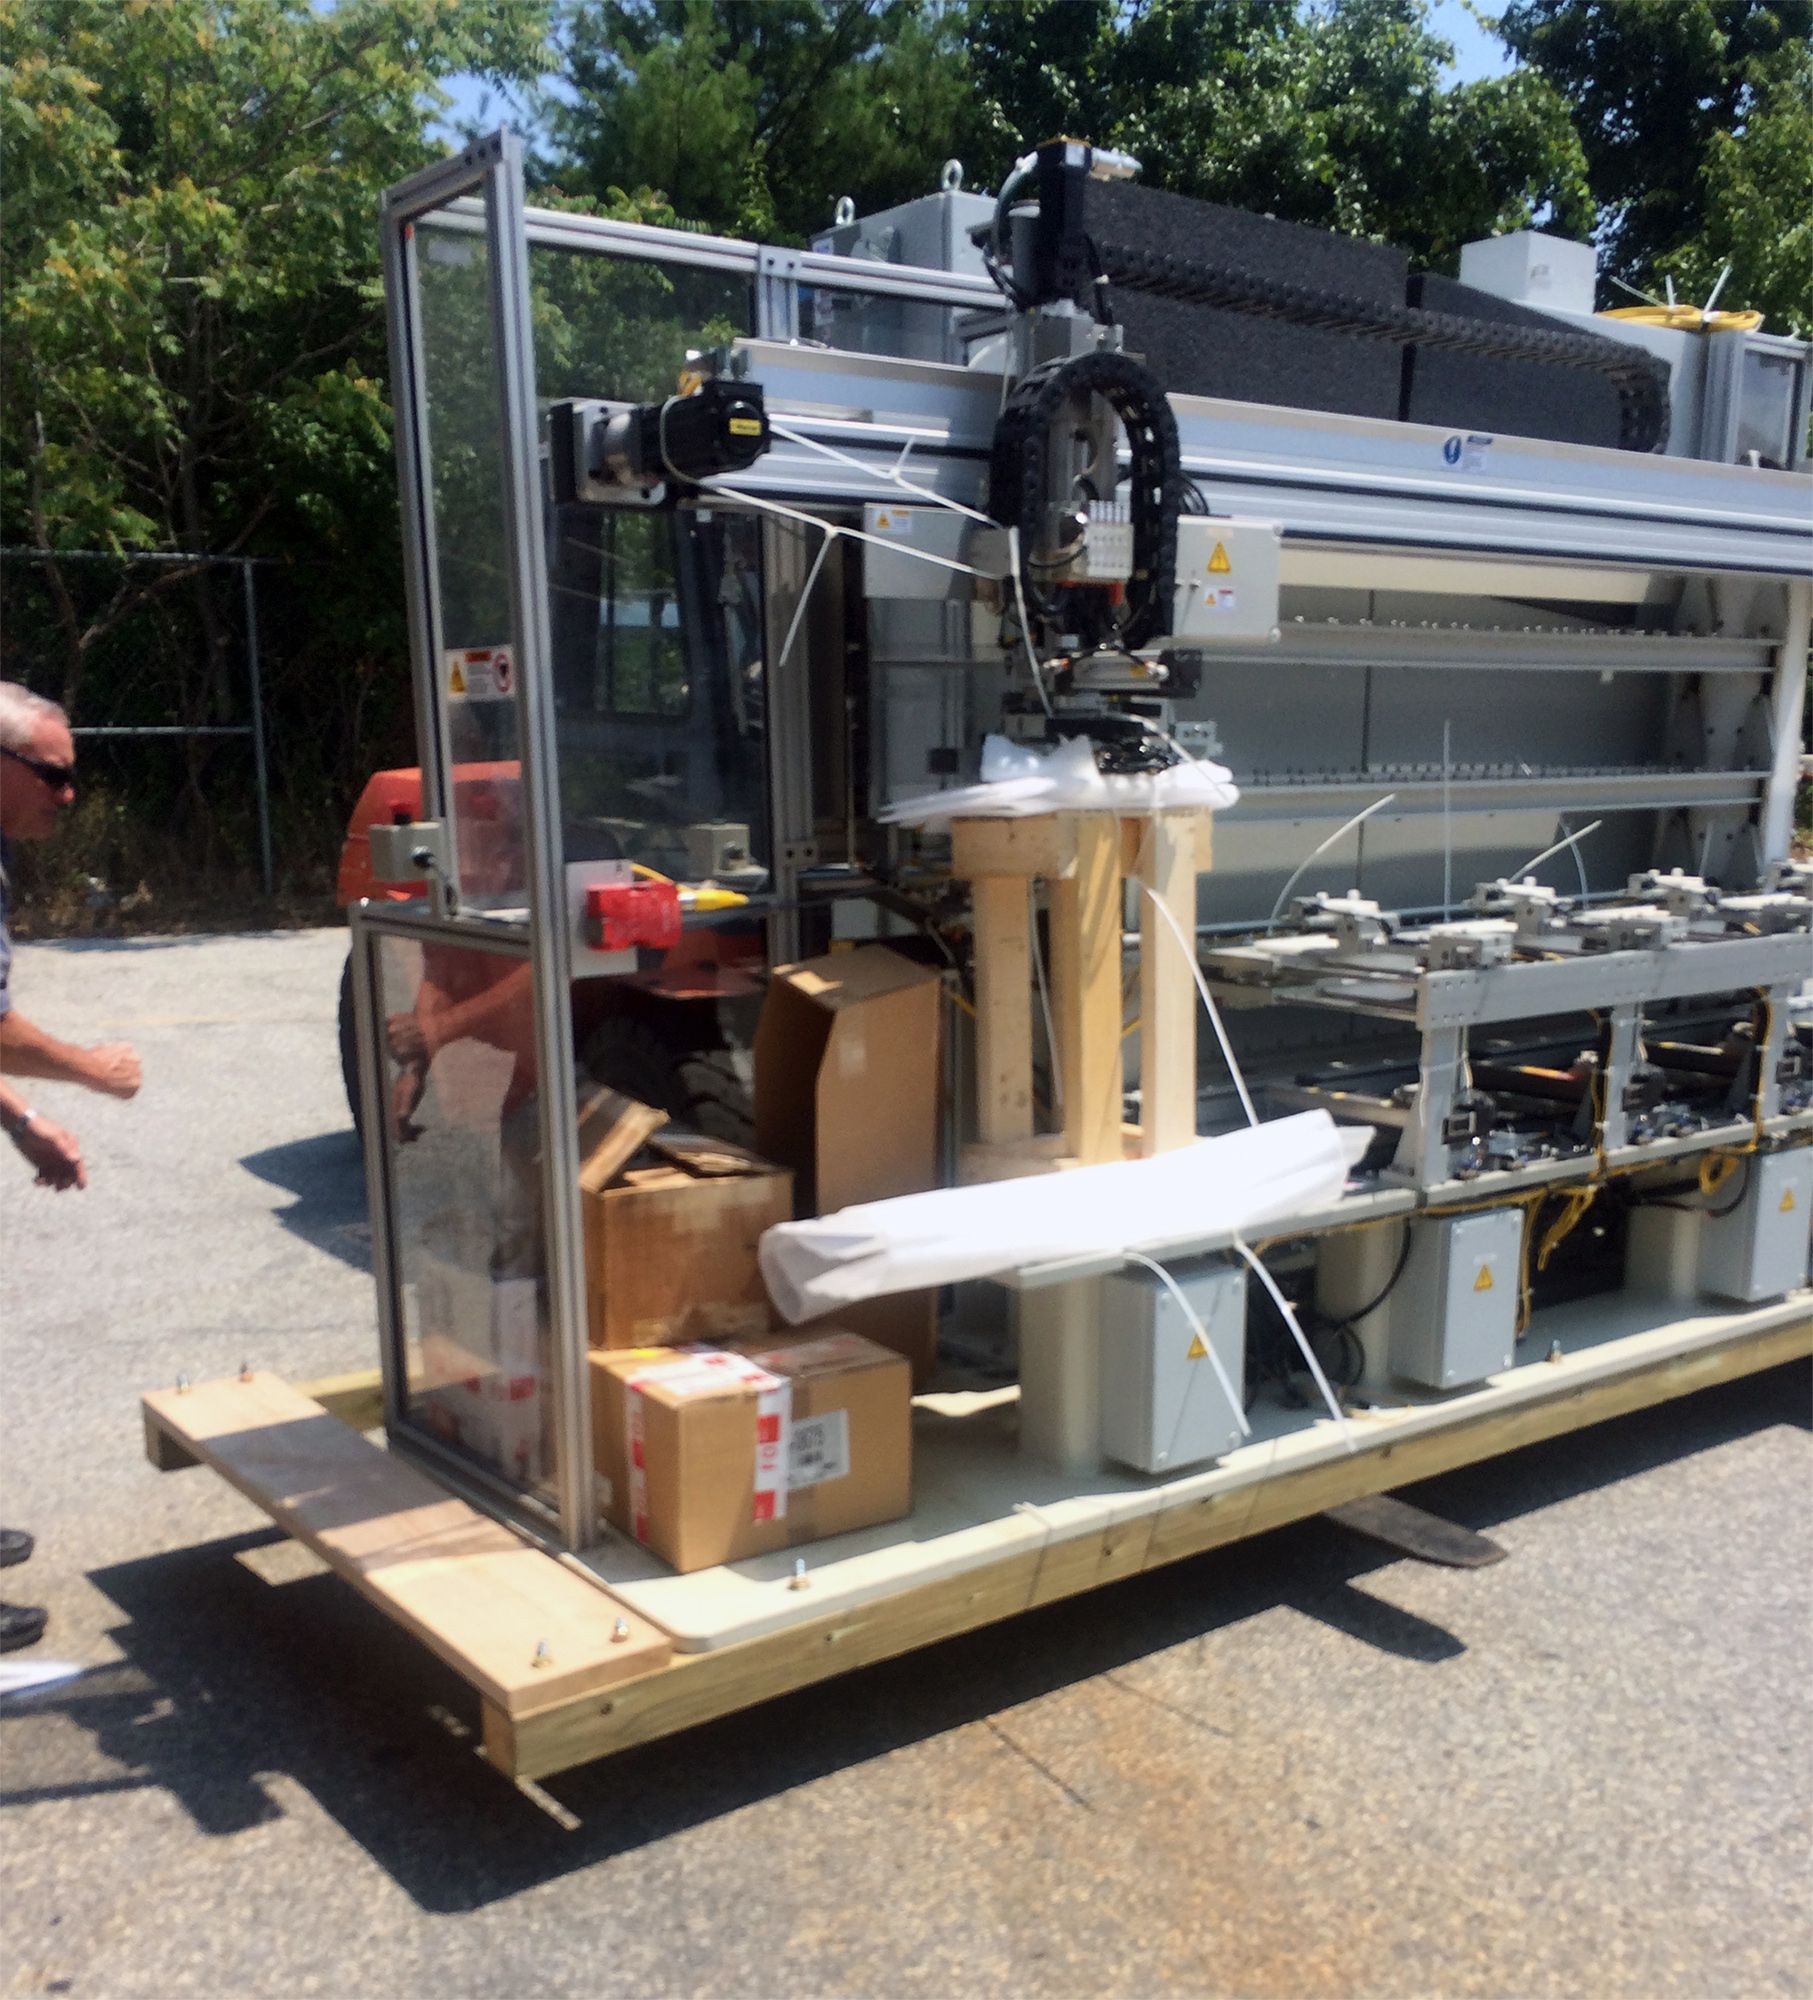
[1443, 433, 1494, 473]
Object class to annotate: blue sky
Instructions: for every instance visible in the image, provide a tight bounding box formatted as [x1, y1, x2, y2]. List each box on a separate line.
[431, 0, 1513, 145]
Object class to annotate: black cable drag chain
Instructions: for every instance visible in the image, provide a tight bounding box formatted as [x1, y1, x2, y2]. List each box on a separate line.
[987, 349, 1184, 650]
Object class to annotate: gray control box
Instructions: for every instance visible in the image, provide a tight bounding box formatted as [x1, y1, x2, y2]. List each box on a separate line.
[1388, 1208, 1522, 1391]
[1699, 1148, 1813, 1303]
[1099, 1260, 1247, 1475]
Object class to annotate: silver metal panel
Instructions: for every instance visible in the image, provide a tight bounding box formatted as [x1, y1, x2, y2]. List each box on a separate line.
[1099, 1263, 1248, 1473]
[1414, 932, 1812, 1029]
[1207, 624, 1773, 676]
[1699, 1148, 1813, 1303]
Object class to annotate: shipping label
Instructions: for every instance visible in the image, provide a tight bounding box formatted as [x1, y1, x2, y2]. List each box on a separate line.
[788, 1409, 851, 1490]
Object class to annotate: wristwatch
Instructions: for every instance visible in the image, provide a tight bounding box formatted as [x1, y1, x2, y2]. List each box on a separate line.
[0, 1102, 37, 1139]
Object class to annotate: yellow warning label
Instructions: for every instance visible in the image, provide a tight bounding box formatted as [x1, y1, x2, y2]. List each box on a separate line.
[728, 416, 762, 436]
[1781, 1186, 1797, 1212]
[1186, 1331, 1211, 1360]
[448, 662, 466, 696]
[1474, 1265, 1495, 1292]
[1208, 540, 1232, 574]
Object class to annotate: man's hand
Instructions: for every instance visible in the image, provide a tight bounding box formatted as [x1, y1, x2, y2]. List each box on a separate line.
[83, 1041, 141, 1099]
[386, 1013, 429, 1067]
[12, 1115, 86, 1191]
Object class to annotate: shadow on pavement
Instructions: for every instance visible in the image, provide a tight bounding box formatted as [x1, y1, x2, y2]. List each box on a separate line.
[1, 1360, 1802, 1914]
[239, 1129, 371, 1272]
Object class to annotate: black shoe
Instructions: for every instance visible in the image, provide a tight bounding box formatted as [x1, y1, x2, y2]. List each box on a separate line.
[0, 1528, 33, 1570]
[0, 1602, 48, 1653]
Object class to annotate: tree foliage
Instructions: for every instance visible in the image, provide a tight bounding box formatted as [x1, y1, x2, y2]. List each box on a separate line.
[549, 0, 979, 241]
[1501, 0, 1813, 331]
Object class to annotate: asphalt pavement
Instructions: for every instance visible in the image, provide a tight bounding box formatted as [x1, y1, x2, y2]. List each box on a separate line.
[0, 927, 1808, 1999]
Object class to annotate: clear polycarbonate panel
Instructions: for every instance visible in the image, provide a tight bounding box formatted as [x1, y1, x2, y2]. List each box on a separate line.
[374, 927, 554, 1501]
[413, 212, 529, 911]
[528, 243, 751, 406]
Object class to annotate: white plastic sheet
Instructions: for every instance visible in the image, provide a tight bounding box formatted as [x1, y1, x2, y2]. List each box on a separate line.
[759, 1109, 1356, 1322]
[878, 733, 1240, 829]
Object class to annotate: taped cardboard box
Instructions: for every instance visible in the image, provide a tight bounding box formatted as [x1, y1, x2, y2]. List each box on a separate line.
[754, 947, 943, 1383]
[589, 1331, 911, 1573]
[578, 1089, 794, 1349]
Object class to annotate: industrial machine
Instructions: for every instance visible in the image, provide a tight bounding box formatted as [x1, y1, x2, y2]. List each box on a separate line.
[144, 131, 1812, 1783]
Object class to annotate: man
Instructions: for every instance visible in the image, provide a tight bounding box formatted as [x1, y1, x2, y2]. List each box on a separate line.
[0, 680, 141, 1653]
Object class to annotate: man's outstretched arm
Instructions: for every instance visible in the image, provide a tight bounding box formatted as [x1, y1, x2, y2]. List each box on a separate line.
[0, 1076, 85, 1189]
[0, 1009, 139, 1097]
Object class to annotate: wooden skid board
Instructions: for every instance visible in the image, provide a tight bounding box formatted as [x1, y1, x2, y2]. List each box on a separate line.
[488, 1314, 1810, 1779]
[141, 1372, 670, 1715]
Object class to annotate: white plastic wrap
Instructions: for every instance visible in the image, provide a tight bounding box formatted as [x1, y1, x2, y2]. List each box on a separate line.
[878, 733, 1240, 829]
[759, 1110, 1356, 1322]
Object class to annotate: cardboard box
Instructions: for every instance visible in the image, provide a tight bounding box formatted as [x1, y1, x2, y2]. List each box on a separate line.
[417, 1326, 547, 1488]
[590, 1331, 912, 1573]
[579, 1091, 794, 1349]
[754, 947, 943, 1382]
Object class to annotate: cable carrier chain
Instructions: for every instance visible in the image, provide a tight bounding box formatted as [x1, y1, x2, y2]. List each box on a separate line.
[143, 132, 1813, 1784]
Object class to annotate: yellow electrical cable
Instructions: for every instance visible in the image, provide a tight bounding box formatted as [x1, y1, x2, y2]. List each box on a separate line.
[1603, 304, 1765, 333]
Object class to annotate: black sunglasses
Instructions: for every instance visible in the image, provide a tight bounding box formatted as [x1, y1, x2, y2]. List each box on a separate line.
[1, 744, 77, 792]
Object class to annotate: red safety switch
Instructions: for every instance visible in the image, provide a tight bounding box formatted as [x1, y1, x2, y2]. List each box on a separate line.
[583, 877, 682, 952]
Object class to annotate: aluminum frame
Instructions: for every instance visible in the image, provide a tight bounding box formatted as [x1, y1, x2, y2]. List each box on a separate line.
[347, 899, 565, 1538]
[374, 134, 596, 1548]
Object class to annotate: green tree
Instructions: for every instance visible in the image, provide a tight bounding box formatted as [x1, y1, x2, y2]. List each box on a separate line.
[1500, 0, 1813, 330]
[0, 0, 553, 882]
[550, 0, 979, 242]
[965, 0, 1593, 269]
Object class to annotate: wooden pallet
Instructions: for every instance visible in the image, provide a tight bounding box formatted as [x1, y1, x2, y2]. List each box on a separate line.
[144, 1311, 1810, 1781]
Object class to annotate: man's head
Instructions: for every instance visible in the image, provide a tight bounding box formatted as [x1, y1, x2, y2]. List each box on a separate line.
[0, 682, 75, 841]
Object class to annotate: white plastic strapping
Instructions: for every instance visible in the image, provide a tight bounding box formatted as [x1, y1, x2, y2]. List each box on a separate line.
[878, 732, 1239, 828]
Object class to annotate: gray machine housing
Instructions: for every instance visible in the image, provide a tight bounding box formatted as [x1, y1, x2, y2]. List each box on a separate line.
[1699, 1148, 1813, 1303]
[1320, 1210, 1523, 1393]
[1098, 1260, 1248, 1473]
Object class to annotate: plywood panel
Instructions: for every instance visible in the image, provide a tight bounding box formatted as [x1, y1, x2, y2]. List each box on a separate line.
[141, 1372, 669, 1713]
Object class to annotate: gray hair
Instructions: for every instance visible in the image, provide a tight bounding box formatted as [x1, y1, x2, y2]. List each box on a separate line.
[0, 681, 67, 754]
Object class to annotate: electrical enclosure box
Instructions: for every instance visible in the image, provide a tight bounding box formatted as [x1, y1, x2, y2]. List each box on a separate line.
[1389, 1209, 1522, 1391]
[1098, 1260, 1247, 1474]
[1698, 1148, 1813, 1303]
[1158, 517, 1282, 646]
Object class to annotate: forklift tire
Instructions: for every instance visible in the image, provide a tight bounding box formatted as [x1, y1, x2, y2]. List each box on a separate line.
[339, 948, 363, 1136]
[581, 1016, 755, 1148]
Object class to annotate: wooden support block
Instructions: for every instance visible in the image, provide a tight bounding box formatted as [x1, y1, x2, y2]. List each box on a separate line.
[140, 1371, 671, 1714]
[970, 874, 1034, 1146]
[951, 815, 1076, 881]
[143, 1407, 199, 1471]
[1049, 814, 1124, 1166]
[1136, 812, 1200, 1157]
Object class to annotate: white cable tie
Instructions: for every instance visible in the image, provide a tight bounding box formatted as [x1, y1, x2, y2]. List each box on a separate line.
[699, 476, 989, 579]
[1120, 1250, 1251, 1441]
[767, 418, 995, 528]
[1232, 1238, 1354, 1449]
[1028, 878, 1062, 1116]
[1139, 881, 1258, 1128]
[1006, 525, 1055, 717]
[1513, 818, 1602, 882]
[1266, 792, 1399, 930]
[775, 524, 837, 673]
